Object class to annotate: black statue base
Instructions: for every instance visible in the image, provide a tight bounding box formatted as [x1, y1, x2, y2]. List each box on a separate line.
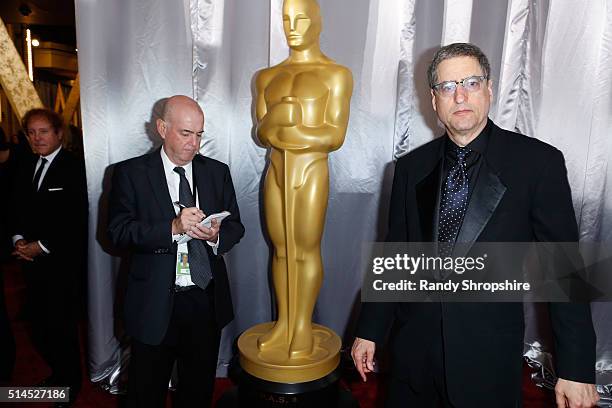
[216, 366, 359, 408]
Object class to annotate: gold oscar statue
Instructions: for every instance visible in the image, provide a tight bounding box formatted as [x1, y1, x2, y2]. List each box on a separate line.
[238, 0, 353, 383]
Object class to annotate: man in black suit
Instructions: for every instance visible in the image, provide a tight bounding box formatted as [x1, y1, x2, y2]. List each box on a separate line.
[10, 109, 87, 405]
[351, 43, 599, 407]
[0, 127, 16, 383]
[108, 95, 244, 407]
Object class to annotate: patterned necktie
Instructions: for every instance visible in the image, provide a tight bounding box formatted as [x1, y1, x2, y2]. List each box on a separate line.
[438, 147, 471, 256]
[32, 157, 48, 192]
[173, 166, 212, 289]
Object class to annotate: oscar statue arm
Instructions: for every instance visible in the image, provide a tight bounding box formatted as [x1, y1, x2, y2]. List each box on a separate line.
[255, 69, 275, 148]
[278, 66, 353, 153]
[256, 67, 353, 153]
[255, 69, 310, 151]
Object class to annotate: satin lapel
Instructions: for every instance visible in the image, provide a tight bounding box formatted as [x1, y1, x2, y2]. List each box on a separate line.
[415, 159, 442, 242]
[453, 159, 506, 258]
[146, 150, 175, 219]
[192, 155, 213, 216]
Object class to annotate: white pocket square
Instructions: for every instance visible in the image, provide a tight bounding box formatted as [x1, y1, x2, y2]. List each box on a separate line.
[48, 187, 64, 192]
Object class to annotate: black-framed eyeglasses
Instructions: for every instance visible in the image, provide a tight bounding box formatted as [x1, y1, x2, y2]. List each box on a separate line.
[432, 75, 487, 96]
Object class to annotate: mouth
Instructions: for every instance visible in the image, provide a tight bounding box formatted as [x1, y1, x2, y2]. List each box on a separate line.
[453, 109, 472, 116]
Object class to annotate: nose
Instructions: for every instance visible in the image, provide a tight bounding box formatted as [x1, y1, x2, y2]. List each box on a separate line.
[289, 17, 297, 31]
[187, 134, 198, 148]
[454, 85, 468, 103]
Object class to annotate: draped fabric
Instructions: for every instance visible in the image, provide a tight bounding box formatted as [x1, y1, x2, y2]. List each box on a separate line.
[76, 0, 612, 402]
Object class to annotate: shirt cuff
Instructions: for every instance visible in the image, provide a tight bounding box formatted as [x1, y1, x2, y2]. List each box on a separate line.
[38, 241, 50, 254]
[207, 235, 219, 255]
[12, 235, 24, 246]
[172, 233, 183, 243]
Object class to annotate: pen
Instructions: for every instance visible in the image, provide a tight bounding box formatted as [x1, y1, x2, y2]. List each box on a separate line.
[173, 201, 206, 222]
[173, 201, 187, 210]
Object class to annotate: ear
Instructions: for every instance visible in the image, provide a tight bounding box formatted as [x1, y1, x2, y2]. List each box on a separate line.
[431, 89, 437, 112]
[487, 79, 493, 99]
[156, 118, 167, 139]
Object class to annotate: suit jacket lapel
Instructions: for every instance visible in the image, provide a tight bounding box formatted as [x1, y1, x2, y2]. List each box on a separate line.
[416, 159, 442, 242]
[28, 155, 39, 192]
[192, 155, 216, 259]
[147, 149, 175, 219]
[453, 158, 506, 258]
[415, 139, 445, 242]
[192, 154, 212, 216]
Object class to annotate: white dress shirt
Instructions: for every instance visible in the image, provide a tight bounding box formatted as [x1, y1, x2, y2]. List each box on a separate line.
[160, 147, 219, 287]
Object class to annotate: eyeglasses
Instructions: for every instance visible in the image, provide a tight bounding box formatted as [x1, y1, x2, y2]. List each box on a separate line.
[432, 75, 487, 96]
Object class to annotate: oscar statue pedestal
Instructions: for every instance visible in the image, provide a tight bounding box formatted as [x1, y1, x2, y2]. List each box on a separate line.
[238, 322, 340, 382]
[215, 322, 358, 407]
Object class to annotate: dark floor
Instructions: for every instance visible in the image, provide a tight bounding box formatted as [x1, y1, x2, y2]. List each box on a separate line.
[1, 260, 554, 407]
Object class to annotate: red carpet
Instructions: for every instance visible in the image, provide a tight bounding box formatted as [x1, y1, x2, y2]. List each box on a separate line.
[2, 260, 554, 407]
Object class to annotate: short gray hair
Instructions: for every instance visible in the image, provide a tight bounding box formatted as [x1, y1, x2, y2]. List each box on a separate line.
[427, 43, 490, 88]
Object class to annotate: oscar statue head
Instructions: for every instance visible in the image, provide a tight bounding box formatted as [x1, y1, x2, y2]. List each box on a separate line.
[282, 0, 322, 50]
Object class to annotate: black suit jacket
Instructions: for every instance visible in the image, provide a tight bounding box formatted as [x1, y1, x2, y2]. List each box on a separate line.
[107, 149, 245, 345]
[10, 148, 88, 289]
[356, 120, 595, 406]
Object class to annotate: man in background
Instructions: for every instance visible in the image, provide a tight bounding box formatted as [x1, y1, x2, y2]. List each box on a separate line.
[10, 109, 88, 406]
[0, 127, 16, 383]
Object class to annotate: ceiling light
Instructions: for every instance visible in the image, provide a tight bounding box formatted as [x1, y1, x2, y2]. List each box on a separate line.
[26, 28, 33, 81]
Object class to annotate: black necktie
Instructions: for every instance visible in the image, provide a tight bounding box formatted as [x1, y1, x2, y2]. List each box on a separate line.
[32, 157, 48, 191]
[173, 166, 212, 289]
[438, 147, 471, 256]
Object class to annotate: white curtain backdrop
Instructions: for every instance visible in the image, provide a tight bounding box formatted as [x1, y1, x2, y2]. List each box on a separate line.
[76, 0, 612, 402]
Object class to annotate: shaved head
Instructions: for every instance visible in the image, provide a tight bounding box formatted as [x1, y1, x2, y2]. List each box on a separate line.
[162, 95, 204, 124]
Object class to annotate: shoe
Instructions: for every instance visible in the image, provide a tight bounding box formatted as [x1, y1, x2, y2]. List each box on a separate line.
[54, 389, 77, 407]
[36, 378, 76, 407]
[35, 376, 55, 387]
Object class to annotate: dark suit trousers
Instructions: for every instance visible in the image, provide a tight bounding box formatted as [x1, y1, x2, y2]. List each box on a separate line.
[0, 267, 16, 381]
[386, 319, 522, 408]
[128, 284, 220, 408]
[23, 259, 82, 394]
[386, 321, 453, 408]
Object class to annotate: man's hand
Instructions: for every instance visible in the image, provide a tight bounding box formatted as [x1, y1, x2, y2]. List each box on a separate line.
[12, 240, 43, 261]
[187, 218, 219, 243]
[172, 207, 205, 235]
[351, 337, 376, 382]
[555, 378, 599, 408]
